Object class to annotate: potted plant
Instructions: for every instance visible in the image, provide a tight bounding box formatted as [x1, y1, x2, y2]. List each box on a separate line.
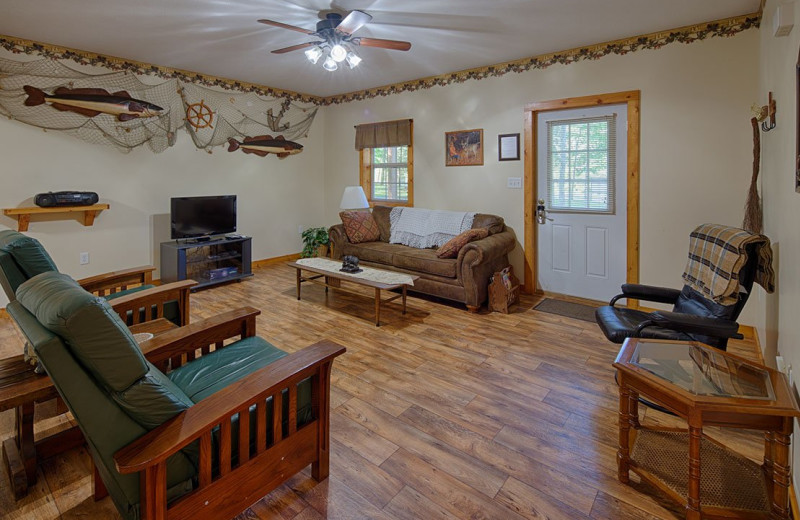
[301, 227, 330, 258]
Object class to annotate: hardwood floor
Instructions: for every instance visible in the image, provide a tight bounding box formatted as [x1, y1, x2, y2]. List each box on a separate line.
[0, 263, 765, 519]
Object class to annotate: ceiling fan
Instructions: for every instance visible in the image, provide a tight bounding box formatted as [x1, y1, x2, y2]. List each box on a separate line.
[258, 10, 412, 71]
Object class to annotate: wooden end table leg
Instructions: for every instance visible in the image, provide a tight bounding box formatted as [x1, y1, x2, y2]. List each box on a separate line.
[375, 288, 381, 327]
[771, 419, 792, 520]
[2, 402, 36, 499]
[617, 381, 631, 484]
[628, 390, 641, 428]
[764, 431, 775, 479]
[687, 423, 702, 520]
[296, 268, 302, 300]
[402, 285, 407, 315]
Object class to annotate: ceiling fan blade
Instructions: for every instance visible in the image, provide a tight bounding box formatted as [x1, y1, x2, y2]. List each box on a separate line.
[335, 10, 372, 35]
[271, 42, 319, 54]
[258, 19, 313, 35]
[355, 37, 411, 51]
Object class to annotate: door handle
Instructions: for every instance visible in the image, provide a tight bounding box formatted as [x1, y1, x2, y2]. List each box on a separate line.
[536, 199, 553, 224]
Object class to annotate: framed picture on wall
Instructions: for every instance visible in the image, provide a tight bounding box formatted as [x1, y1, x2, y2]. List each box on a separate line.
[445, 129, 484, 166]
[498, 133, 520, 161]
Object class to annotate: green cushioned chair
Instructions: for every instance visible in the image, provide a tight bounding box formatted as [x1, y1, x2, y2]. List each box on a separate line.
[0, 229, 194, 326]
[8, 271, 344, 520]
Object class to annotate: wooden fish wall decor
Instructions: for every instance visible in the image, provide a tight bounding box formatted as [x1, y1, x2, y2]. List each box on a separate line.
[227, 135, 303, 158]
[23, 85, 164, 121]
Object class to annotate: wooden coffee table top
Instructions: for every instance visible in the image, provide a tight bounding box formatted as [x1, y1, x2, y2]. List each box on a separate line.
[288, 260, 418, 290]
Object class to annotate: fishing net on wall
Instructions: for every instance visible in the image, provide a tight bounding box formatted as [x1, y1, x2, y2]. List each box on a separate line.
[0, 56, 318, 153]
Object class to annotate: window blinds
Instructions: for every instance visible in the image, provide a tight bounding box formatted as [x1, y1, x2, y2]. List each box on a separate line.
[546, 114, 616, 214]
[354, 119, 412, 150]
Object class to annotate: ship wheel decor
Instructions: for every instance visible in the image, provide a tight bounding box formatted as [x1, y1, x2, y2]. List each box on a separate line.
[185, 100, 214, 130]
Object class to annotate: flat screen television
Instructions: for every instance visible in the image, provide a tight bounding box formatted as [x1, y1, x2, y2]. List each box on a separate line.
[171, 195, 237, 239]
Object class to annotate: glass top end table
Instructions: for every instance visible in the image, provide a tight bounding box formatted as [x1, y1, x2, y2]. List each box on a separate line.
[630, 340, 775, 400]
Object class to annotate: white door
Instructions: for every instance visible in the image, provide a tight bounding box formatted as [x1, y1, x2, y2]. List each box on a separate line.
[536, 105, 627, 301]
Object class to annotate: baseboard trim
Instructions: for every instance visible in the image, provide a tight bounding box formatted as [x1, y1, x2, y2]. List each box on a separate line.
[0, 308, 7, 319]
[252, 253, 301, 268]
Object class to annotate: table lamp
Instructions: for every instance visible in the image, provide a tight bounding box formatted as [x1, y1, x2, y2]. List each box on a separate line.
[339, 186, 369, 210]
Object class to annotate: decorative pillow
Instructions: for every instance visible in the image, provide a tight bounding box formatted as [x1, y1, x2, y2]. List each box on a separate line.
[340, 210, 380, 244]
[436, 228, 489, 259]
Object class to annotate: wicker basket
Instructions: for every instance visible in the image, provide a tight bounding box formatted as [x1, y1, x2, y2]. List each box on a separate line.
[488, 265, 520, 313]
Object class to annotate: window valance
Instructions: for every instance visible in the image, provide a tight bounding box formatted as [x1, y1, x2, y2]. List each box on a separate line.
[354, 119, 412, 150]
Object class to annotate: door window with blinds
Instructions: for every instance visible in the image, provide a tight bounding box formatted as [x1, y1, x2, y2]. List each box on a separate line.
[546, 115, 616, 214]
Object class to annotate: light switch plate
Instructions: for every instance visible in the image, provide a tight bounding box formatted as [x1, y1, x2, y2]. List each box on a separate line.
[507, 177, 522, 189]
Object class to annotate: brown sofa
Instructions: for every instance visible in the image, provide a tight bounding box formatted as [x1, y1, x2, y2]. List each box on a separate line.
[329, 206, 516, 311]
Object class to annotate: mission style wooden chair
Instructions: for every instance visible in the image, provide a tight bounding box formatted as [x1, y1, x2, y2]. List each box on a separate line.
[9, 271, 345, 520]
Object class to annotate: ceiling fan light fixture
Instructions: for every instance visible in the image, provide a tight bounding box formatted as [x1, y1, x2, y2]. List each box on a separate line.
[322, 56, 339, 71]
[330, 44, 347, 63]
[304, 46, 323, 64]
[346, 52, 362, 69]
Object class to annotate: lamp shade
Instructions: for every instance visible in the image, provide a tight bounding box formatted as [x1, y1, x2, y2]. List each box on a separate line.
[340, 186, 369, 210]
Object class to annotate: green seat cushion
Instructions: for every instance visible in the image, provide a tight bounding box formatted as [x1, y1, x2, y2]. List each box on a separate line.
[168, 336, 288, 402]
[16, 271, 148, 392]
[17, 271, 194, 435]
[104, 285, 181, 326]
[0, 230, 57, 297]
[0, 230, 58, 278]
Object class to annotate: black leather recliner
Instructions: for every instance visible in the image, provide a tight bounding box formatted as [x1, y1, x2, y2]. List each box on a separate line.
[596, 228, 766, 351]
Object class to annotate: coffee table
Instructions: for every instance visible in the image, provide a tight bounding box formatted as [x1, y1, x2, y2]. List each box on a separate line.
[1, 317, 178, 499]
[614, 338, 800, 519]
[288, 258, 419, 326]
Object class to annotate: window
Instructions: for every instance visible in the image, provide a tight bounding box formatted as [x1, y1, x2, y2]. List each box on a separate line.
[546, 115, 616, 213]
[356, 119, 413, 206]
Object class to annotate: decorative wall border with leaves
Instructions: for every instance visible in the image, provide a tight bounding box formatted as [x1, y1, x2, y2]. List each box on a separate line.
[0, 12, 759, 108]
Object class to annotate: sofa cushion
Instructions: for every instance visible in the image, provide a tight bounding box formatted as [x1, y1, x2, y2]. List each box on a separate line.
[437, 228, 489, 259]
[0, 230, 58, 279]
[16, 271, 149, 392]
[473, 214, 505, 235]
[342, 241, 396, 265]
[371, 206, 393, 242]
[168, 336, 288, 402]
[393, 245, 457, 278]
[340, 210, 380, 244]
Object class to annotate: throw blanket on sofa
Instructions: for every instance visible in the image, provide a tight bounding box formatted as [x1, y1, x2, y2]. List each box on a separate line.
[681, 223, 775, 305]
[389, 207, 476, 249]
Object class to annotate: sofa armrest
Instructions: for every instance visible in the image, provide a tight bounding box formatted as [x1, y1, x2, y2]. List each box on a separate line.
[139, 306, 260, 365]
[459, 229, 516, 267]
[78, 265, 156, 295]
[328, 224, 349, 260]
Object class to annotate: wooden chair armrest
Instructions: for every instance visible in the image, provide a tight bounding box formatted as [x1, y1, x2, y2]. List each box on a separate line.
[140, 306, 260, 364]
[107, 280, 197, 327]
[78, 265, 156, 295]
[114, 340, 346, 473]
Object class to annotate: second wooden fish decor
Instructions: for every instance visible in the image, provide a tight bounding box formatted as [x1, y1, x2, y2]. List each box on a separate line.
[23, 85, 165, 121]
[227, 135, 303, 158]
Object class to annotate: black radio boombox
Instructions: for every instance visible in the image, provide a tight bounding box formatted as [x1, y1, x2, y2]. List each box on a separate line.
[34, 191, 99, 208]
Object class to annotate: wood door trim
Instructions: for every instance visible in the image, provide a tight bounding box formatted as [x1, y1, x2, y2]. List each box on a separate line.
[523, 90, 640, 307]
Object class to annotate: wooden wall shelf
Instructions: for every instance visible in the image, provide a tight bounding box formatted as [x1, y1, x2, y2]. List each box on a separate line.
[3, 204, 110, 231]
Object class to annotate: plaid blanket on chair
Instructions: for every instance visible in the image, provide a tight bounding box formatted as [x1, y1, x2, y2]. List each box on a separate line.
[681, 223, 775, 305]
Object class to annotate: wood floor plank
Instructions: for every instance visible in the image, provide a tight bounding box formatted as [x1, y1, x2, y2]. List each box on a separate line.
[338, 398, 507, 498]
[383, 485, 462, 520]
[380, 448, 528, 520]
[330, 410, 399, 466]
[496, 476, 593, 520]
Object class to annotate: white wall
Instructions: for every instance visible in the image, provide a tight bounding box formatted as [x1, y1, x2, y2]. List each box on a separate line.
[758, 0, 800, 492]
[0, 52, 326, 308]
[322, 31, 760, 322]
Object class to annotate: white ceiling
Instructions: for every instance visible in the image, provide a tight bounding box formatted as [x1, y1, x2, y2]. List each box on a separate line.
[0, 0, 760, 98]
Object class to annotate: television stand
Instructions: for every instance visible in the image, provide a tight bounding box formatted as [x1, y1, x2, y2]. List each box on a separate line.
[161, 236, 252, 290]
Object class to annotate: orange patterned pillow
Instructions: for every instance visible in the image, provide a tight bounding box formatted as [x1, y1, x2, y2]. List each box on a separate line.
[340, 210, 381, 244]
[436, 228, 489, 258]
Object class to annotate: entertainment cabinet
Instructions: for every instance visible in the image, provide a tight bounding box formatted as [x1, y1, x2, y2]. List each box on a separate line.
[160, 236, 252, 290]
